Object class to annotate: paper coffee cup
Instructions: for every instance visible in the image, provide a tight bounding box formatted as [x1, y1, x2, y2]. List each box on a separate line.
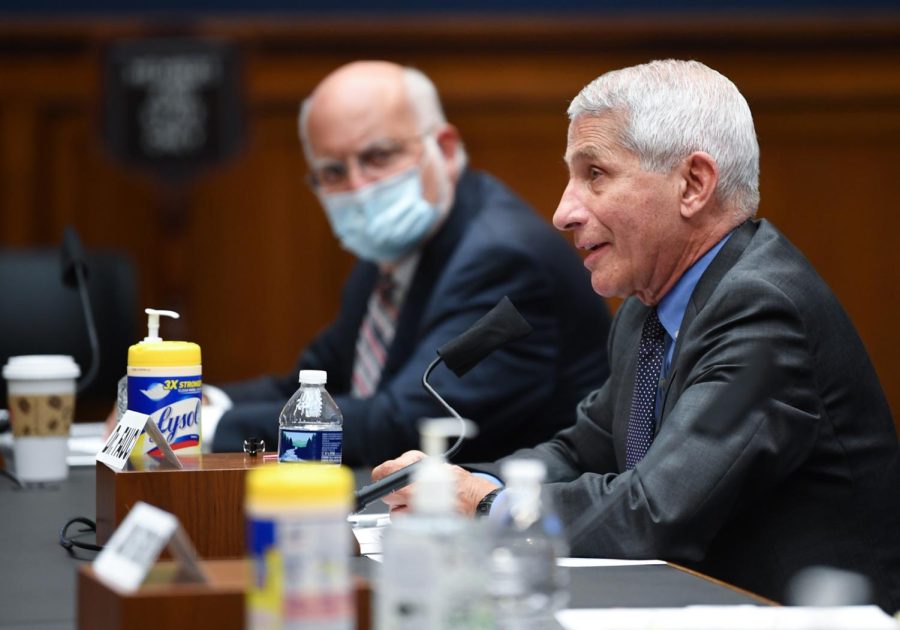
[3, 355, 80, 484]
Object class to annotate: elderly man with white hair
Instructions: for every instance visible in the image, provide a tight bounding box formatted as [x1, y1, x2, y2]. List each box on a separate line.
[210, 61, 612, 467]
[374, 59, 900, 611]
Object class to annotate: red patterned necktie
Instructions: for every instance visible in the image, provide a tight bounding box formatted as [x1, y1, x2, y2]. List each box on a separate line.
[624, 308, 667, 470]
[351, 274, 399, 398]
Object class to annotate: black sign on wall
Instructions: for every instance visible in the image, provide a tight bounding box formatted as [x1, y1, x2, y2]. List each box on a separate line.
[104, 39, 243, 180]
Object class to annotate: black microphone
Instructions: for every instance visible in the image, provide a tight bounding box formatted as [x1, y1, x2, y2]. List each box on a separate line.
[437, 296, 533, 378]
[353, 296, 533, 513]
[60, 226, 100, 393]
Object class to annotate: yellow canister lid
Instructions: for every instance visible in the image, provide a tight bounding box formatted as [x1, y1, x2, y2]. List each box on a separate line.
[247, 463, 353, 508]
[128, 340, 202, 367]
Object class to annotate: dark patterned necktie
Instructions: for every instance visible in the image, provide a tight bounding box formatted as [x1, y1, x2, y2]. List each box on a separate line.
[625, 308, 667, 470]
[351, 274, 398, 398]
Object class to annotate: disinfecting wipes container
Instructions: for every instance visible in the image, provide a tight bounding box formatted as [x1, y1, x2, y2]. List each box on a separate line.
[245, 463, 354, 630]
[127, 309, 202, 456]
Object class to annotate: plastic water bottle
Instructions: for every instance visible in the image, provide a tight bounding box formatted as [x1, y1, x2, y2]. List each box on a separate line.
[278, 370, 342, 464]
[488, 459, 569, 629]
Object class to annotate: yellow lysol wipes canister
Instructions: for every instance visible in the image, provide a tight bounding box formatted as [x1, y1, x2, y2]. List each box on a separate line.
[128, 308, 202, 456]
[246, 463, 354, 630]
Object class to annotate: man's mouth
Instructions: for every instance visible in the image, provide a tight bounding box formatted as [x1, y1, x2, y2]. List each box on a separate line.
[578, 240, 607, 252]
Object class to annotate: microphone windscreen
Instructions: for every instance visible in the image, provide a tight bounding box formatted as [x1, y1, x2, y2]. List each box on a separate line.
[437, 296, 533, 378]
[61, 226, 89, 288]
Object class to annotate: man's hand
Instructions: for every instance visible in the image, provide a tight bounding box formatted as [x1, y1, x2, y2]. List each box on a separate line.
[371, 450, 500, 517]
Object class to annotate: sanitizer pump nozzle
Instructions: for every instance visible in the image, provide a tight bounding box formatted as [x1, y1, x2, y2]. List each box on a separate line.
[143, 308, 180, 343]
[413, 418, 477, 515]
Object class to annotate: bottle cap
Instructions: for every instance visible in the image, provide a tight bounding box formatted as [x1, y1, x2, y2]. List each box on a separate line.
[246, 463, 352, 509]
[501, 458, 547, 487]
[299, 370, 327, 385]
[129, 340, 201, 367]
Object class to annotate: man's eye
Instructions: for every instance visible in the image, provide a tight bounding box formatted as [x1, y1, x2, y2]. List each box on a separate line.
[589, 166, 603, 180]
[318, 165, 346, 184]
[361, 147, 399, 169]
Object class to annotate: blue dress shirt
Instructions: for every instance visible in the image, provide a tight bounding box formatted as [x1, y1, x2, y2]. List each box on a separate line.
[654, 233, 731, 418]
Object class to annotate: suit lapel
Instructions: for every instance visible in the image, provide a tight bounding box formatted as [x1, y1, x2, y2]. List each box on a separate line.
[381, 170, 482, 380]
[660, 219, 758, 419]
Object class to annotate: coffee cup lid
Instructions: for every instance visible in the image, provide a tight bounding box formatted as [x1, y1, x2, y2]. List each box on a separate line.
[2, 355, 81, 381]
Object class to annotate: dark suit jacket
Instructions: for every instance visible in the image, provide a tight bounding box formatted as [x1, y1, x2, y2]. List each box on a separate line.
[480, 219, 900, 610]
[213, 170, 612, 466]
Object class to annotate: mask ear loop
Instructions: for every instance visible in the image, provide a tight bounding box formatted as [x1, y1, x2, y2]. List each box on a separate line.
[421, 133, 454, 218]
[59, 516, 104, 554]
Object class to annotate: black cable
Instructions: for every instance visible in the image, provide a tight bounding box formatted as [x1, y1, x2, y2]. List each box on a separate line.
[0, 466, 22, 488]
[59, 516, 104, 555]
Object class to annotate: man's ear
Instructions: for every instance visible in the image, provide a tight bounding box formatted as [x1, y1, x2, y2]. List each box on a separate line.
[435, 124, 463, 181]
[679, 151, 719, 219]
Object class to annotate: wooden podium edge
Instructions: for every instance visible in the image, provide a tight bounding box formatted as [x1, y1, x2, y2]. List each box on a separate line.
[667, 562, 779, 606]
[77, 559, 372, 630]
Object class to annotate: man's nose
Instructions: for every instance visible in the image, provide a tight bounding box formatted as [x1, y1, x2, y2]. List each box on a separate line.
[345, 159, 372, 191]
[553, 180, 583, 231]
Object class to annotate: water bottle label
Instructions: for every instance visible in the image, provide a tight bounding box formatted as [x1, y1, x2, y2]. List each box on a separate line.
[279, 429, 342, 463]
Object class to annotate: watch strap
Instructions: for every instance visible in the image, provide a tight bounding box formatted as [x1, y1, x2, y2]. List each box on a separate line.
[475, 488, 503, 517]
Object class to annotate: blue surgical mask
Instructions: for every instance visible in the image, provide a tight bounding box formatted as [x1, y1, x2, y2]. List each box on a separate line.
[319, 166, 440, 263]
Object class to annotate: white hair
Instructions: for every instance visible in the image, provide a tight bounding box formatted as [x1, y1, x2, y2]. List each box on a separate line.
[298, 65, 467, 169]
[568, 59, 759, 218]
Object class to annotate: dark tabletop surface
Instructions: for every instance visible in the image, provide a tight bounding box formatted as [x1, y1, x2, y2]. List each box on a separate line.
[0, 463, 763, 630]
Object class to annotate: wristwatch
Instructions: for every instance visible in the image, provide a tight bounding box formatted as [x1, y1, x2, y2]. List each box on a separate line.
[475, 488, 503, 517]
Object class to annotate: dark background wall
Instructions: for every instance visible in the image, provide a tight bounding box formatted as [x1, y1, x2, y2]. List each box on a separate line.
[2, 12, 900, 433]
[2, 0, 898, 13]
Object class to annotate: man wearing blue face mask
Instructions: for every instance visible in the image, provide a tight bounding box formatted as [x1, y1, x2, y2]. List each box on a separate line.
[209, 61, 612, 466]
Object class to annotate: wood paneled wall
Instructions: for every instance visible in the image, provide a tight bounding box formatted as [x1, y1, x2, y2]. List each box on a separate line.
[2, 17, 900, 433]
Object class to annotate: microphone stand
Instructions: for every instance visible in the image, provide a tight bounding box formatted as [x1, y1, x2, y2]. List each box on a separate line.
[351, 295, 533, 513]
[421, 356, 467, 460]
[352, 356, 463, 513]
[62, 227, 100, 394]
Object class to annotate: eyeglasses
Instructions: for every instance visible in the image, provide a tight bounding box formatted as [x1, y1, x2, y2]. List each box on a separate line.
[308, 133, 429, 191]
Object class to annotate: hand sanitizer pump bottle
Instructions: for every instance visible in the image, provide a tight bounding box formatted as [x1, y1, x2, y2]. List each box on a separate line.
[127, 308, 202, 456]
[376, 418, 493, 630]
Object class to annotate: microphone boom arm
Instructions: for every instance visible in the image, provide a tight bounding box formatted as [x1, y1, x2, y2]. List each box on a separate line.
[421, 356, 466, 460]
[351, 296, 533, 513]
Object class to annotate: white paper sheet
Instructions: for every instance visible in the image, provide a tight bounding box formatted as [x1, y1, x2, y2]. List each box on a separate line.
[557, 557, 665, 568]
[555, 605, 898, 629]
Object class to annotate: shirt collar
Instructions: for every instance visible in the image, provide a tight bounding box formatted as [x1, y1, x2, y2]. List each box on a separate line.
[657, 233, 733, 341]
[377, 251, 420, 309]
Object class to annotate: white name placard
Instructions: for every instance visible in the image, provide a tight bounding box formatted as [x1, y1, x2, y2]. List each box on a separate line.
[93, 501, 205, 592]
[96, 410, 181, 471]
